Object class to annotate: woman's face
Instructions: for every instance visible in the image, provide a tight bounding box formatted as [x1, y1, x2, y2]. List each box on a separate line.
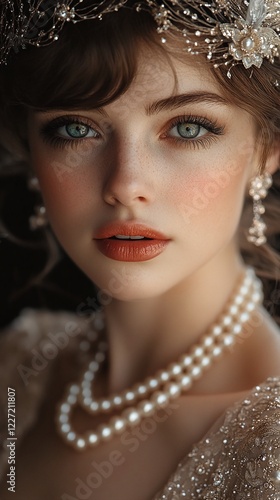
[27, 44, 264, 300]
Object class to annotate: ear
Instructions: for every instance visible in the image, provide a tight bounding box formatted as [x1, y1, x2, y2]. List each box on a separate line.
[264, 140, 280, 175]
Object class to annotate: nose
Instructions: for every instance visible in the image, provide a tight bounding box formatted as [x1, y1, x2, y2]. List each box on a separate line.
[102, 139, 155, 207]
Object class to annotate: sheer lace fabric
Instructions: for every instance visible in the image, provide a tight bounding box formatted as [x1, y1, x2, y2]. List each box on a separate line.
[0, 309, 280, 499]
[155, 379, 280, 499]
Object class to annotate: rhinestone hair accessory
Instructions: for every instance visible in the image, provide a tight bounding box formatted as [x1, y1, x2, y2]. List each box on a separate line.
[0, 0, 280, 75]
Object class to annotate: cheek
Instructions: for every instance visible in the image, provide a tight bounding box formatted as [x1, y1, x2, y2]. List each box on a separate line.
[30, 149, 100, 234]
[169, 144, 253, 240]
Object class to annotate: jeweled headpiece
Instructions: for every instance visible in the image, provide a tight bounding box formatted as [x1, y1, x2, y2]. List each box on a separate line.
[1, 0, 280, 76]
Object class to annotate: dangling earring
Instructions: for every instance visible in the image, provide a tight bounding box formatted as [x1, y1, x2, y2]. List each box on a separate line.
[28, 176, 48, 231]
[247, 172, 272, 246]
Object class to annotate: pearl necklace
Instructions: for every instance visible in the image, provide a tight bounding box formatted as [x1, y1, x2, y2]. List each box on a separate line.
[56, 268, 262, 451]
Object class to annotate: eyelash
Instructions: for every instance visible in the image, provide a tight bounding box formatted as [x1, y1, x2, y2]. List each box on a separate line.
[40, 116, 100, 149]
[163, 115, 224, 150]
[40, 114, 224, 150]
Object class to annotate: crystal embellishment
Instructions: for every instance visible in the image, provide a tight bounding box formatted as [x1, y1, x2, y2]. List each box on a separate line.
[0, 0, 280, 75]
[220, 0, 280, 68]
[56, 4, 76, 22]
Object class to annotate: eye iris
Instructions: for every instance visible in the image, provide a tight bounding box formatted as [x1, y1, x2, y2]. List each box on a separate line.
[66, 123, 89, 138]
[177, 123, 200, 138]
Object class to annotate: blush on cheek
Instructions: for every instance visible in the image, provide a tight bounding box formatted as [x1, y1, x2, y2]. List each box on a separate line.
[175, 163, 247, 231]
[38, 164, 91, 213]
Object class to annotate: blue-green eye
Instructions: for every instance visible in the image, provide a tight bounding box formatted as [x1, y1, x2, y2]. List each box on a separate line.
[177, 123, 201, 139]
[57, 122, 98, 139]
[65, 123, 90, 138]
[169, 121, 207, 140]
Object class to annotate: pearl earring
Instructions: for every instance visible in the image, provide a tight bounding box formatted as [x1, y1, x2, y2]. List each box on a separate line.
[247, 172, 272, 247]
[28, 176, 48, 231]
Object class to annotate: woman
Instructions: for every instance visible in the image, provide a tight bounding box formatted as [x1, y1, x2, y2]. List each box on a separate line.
[0, 1, 280, 498]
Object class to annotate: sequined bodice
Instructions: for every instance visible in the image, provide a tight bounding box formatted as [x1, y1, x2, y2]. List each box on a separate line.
[155, 379, 280, 499]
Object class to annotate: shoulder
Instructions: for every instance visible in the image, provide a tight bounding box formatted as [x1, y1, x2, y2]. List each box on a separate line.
[155, 378, 280, 499]
[238, 306, 280, 384]
[0, 308, 92, 481]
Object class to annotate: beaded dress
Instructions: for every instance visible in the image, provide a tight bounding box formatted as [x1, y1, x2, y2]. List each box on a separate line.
[0, 309, 280, 499]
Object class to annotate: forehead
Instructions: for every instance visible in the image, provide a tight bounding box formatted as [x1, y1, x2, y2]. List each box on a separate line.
[110, 44, 224, 108]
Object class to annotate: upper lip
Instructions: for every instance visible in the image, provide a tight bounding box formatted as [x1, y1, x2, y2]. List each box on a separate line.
[94, 221, 169, 240]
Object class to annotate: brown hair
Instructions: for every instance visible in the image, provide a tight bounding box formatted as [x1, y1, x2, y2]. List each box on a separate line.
[0, 6, 279, 305]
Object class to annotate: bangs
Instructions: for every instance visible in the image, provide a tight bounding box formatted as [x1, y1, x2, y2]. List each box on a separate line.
[2, 8, 157, 111]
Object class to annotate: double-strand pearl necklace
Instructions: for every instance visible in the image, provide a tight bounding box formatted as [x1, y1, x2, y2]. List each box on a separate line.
[56, 267, 262, 451]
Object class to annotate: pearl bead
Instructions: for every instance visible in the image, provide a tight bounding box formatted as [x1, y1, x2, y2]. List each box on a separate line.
[201, 355, 211, 367]
[84, 371, 94, 381]
[147, 377, 160, 390]
[69, 384, 80, 395]
[83, 396, 92, 406]
[240, 311, 249, 323]
[201, 335, 214, 348]
[233, 324, 242, 335]
[240, 285, 249, 295]
[252, 292, 261, 302]
[169, 363, 182, 376]
[241, 37, 255, 51]
[98, 424, 113, 441]
[87, 432, 100, 446]
[165, 382, 181, 399]
[191, 365, 202, 379]
[137, 400, 155, 416]
[76, 438, 86, 449]
[112, 395, 123, 406]
[82, 387, 91, 397]
[179, 375, 192, 389]
[66, 431, 76, 442]
[157, 370, 171, 383]
[59, 414, 69, 423]
[228, 304, 238, 316]
[211, 345, 223, 357]
[212, 325, 222, 336]
[234, 295, 243, 305]
[90, 401, 100, 412]
[122, 408, 141, 426]
[222, 315, 232, 327]
[67, 394, 77, 405]
[61, 423, 71, 433]
[101, 400, 112, 411]
[60, 403, 71, 413]
[123, 390, 136, 403]
[151, 391, 169, 408]
[89, 360, 99, 372]
[135, 383, 149, 396]
[110, 417, 127, 433]
[221, 334, 235, 346]
[81, 380, 91, 389]
[190, 345, 204, 358]
[179, 354, 193, 367]
[246, 301, 255, 312]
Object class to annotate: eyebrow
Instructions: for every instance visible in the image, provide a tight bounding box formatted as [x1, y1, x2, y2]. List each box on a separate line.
[145, 92, 229, 115]
[33, 92, 228, 117]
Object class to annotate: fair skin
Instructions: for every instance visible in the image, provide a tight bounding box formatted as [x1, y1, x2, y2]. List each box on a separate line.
[3, 45, 280, 499]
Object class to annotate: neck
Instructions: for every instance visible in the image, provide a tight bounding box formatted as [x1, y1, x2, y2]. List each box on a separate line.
[104, 248, 244, 393]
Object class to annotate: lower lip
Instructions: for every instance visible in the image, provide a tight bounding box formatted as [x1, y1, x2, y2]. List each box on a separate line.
[95, 239, 169, 262]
